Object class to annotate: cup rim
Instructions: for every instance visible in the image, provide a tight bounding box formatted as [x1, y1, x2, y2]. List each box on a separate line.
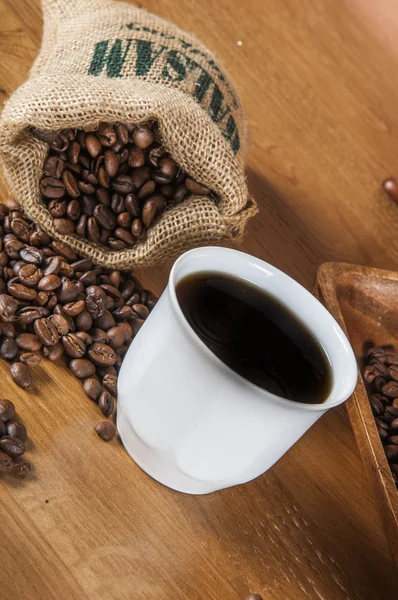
[168, 246, 358, 412]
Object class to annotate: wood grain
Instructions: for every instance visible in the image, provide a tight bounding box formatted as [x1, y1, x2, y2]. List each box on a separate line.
[1, 1, 398, 598]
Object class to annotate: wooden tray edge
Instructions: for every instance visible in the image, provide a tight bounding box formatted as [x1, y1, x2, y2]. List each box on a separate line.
[315, 262, 398, 565]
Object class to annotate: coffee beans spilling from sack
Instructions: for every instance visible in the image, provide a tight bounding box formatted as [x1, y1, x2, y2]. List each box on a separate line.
[0, 398, 31, 478]
[0, 203, 157, 446]
[33, 122, 213, 250]
[0, 0, 257, 271]
[363, 346, 398, 488]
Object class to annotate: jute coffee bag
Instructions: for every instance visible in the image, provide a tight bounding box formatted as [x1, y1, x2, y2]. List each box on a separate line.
[0, 0, 256, 269]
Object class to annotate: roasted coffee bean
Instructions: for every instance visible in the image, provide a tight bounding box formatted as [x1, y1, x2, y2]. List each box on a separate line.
[16, 333, 42, 352]
[111, 193, 125, 214]
[18, 306, 48, 325]
[62, 333, 86, 358]
[51, 241, 78, 261]
[7, 282, 37, 301]
[34, 318, 60, 346]
[382, 381, 398, 398]
[6, 421, 27, 442]
[141, 199, 157, 228]
[117, 321, 133, 344]
[131, 219, 145, 240]
[88, 342, 117, 366]
[0, 451, 13, 473]
[383, 178, 398, 204]
[95, 310, 115, 330]
[38, 274, 62, 291]
[0, 399, 16, 423]
[0, 337, 18, 361]
[62, 170, 80, 198]
[83, 377, 103, 401]
[98, 391, 115, 416]
[20, 352, 42, 368]
[69, 358, 96, 379]
[104, 150, 119, 178]
[1, 322, 16, 338]
[12, 460, 32, 477]
[185, 178, 210, 195]
[95, 421, 116, 441]
[114, 227, 135, 245]
[42, 341, 64, 361]
[385, 445, 398, 462]
[131, 303, 149, 320]
[112, 174, 134, 195]
[0, 436, 25, 457]
[87, 217, 100, 243]
[11, 218, 31, 242]
[43, 156, 64, 178]
[97, 125, 117, 147]
[49, 313, 69, 336]
[75, 331, 93, 346]
[97, 365, 117, 378]
[89, 328, 110, 344]
[19, 264, 43, 287]
[102, 373, 117, 396]
[10, 362, 32, 388]
[40, 177, 65, 199]
[93, 205, 117, 230]
[20, 246, 44, 264]
[48, 198, 67, 218]
[107, 326, 125, 349]
[63, 300, 85, 317]
[57, 279, 80, 303]
[86, 294, 105, 319]
[385, 352, 398, 366]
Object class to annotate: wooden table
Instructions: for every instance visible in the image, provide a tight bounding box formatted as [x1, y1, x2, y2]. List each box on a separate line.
[1, 1, 398, 598]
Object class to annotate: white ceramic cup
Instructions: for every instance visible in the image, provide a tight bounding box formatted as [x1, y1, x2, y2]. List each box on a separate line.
[117, 247, 357, 494]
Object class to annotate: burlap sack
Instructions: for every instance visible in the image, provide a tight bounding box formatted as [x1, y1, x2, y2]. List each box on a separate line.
[0, 0, 257, 269]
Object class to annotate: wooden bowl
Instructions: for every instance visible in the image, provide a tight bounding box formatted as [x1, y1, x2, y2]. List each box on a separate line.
[315, 262, 398, 566]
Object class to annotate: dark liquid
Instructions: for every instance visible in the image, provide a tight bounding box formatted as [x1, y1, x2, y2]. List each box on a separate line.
[176, 273, 332, 403]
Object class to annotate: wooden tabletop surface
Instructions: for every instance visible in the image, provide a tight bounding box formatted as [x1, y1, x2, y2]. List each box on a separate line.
[1, 1, 398, 598]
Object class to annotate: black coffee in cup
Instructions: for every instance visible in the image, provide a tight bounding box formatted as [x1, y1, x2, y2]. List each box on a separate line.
[176, 272, 332, 403]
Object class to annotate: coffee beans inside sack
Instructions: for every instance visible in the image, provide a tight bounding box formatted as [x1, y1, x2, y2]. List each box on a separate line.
[0, 0, 257, 270]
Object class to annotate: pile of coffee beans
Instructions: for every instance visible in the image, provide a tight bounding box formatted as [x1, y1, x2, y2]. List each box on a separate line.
[0, 398, 31, 477]
[33, 122, 212, 249]
[0, 203, 156, 444]
[363, 346, 398, 488]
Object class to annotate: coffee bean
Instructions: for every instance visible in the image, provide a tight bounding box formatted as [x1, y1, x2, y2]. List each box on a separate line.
[97, 125, 117, 147]
[0, 337, 18, 360]
[0, 435, 25, 458]
[0, 399, 16, 422]
[112, 174, 134, 195]
[10, 362, 32, 388]
[18, 306, 48, 325]
[54, 218, 75, 235]
[98, 391, 115, 416]
[33, 317, 59, 346]
[16, 333, 42, 352]
[104, 150, 119, 178]
[43, 156, 64, 178]
[51, 241, 78, 261]
[131, 219, 145, 240]
[118, 321, 133, 343]
[69, 358, 96, 379]
[95, 421, 116, 441]
[20, 246, 44, 264]
[75, 331, 93, 347]
[62, 333, 86, 358]
[382, 381, 398, 398]
[0, 451, 14, 473]
[48, 198, 67, 218]
[62, 170, 80, 198]
[40, 177, 65, 199]
[20, 352, 42, 368]
[86, 294, 105, 319]
[12, 460, 32, 477]
[63, 300, 85, 317]
[102, 373, 117, 396]
[1, 323, 16, 338]
[89, 327, 109, 344]
[42, 341, 64, 361]
[48, 313, 69, 335]
[385, 352, 398, 365]
[93, 205, 117, 230]
[87, 217, 100, 243]
[88, 342, 117, 366]
[8, 282, 37, 300]
[142, 199, 157, 228]
[383, 178, 398, 203]
[83, 377, 103, 401]
[38, 274, 62, 291]
[19, 264, 43, 287]
[57, 279, 80, 303]
[6, 421, 27, 442]
[107, 326, 124, 349]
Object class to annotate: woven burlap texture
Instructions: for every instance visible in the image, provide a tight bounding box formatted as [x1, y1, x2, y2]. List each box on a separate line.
[0, 0, 257, 269]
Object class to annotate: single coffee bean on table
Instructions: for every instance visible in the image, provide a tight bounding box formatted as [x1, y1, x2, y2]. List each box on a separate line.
[0, 204, 157, 459]
[362, 345, 398, 488]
